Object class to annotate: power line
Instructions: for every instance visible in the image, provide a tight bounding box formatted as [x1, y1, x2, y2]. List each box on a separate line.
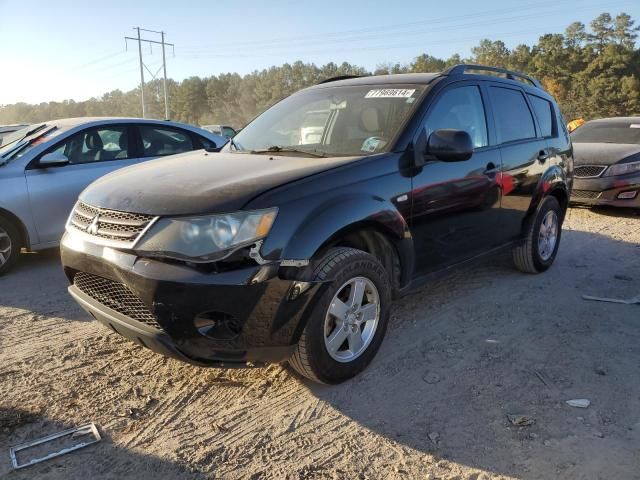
[180, 0, 631, 53]
[177, 0, 633, 61]
[125, 27, 175, 119]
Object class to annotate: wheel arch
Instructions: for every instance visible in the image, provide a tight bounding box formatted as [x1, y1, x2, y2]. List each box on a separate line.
[275, 196, 414, 297]
[520, 165, 570, 235]
[0, 207, 30, 249]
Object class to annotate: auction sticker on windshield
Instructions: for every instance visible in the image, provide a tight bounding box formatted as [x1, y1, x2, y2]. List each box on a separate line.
[365, 89, 416, 98]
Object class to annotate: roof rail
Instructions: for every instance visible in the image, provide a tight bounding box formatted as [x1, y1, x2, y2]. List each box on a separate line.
[317, 75, 362, 84]
[443, 64, 543, 89]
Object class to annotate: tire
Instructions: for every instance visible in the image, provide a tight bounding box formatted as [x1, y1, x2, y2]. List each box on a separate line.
[512, 196, 562, 274]
[0, 216, 21, 275]
[289, 247, 392, 384]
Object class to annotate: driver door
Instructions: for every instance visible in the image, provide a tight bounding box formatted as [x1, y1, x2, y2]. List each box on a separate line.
[409, 83, 505, 276]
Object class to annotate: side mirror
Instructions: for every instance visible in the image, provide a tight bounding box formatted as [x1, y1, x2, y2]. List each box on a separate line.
[39, 151, 69, 167]
[202, 140, 218, 153]
[427, 129, 474, 162]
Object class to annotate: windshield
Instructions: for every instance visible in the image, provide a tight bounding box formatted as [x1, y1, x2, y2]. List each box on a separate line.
[0, 125, 61, 162]
[571, 122, 640, 145]
[227, 84, 425, 157]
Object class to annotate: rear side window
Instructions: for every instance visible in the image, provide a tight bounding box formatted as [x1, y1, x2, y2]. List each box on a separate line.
[139, 126, 194, 157]
[425, 85, 488, 148]
[489, 87, 536, 143]
[528, 95, 554, 137]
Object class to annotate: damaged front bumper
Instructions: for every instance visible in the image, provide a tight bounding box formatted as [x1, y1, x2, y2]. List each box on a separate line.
[60, 233, 322, 367]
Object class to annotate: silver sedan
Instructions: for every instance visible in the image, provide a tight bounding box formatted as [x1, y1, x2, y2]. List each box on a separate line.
[0, 117, 226, 273]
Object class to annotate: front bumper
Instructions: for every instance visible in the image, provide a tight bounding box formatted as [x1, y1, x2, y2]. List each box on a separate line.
[61, 233, 322, 367]
[570, 173, 640, 208]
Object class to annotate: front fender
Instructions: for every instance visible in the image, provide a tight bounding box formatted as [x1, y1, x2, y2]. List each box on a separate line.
[261, 192, 412, 265]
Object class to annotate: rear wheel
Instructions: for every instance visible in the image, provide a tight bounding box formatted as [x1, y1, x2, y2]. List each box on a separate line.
[289, 247, 391, 384]
[0, 217, 21, 275]
[512, 196, 562, 273]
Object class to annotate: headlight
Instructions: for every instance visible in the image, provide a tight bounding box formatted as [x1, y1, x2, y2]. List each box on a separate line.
[605, 160, 640, 177]
[135, 208, 277, 262]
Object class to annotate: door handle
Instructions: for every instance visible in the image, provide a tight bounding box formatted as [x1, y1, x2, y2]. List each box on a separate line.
[538, 149, 550, 162]
[483, 162, 499, 174]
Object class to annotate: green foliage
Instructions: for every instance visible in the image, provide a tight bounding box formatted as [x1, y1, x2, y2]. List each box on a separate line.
[1, 12, 638, 127]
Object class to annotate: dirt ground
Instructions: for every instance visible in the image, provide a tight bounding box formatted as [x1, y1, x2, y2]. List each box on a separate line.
[0, 207, 639, 480]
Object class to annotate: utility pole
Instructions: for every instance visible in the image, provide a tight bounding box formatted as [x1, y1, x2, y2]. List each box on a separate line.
[135, 27, 146, 118]
[161, 31, 169, 120]
[125, 28, 175, 119]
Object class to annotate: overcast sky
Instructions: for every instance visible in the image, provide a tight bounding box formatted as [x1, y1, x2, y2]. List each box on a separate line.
[1, 0, 638, 105]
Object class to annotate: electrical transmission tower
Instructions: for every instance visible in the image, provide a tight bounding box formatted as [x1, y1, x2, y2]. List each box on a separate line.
[125, 27, 175, 119]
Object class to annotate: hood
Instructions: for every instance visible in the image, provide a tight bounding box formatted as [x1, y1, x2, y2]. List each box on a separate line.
[572, 142, 640, 166]
[80, 150, 360, 215]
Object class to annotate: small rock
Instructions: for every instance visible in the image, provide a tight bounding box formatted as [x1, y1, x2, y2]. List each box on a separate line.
[529, 432, 539, 439]
[594, 431, 605, 438]
[508, 414, 535, 426]
[423, 372, 441, 384]
[543, 439, 552, 446]
[428, 432, 440, 444]
[566, 399, 591, 408]
[595, 367, 607, 376]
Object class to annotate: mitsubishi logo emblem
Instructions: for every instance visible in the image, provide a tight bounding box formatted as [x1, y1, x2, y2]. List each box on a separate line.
[86, 214, 100, 235]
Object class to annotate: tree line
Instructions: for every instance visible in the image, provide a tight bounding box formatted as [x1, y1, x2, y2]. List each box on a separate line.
[1, 12, 638, 128]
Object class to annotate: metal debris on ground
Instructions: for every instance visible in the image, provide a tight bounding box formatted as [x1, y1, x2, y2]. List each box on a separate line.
[582, 294, 640, 305]
[9, 423, 101, 470]
[507, 414, 535, 426]
[566, 399, 591, 408]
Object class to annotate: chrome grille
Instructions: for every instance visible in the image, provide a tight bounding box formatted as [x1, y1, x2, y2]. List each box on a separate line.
[74, 272, 162, 330]
[68, 201, 156, 246]
[572, 190, 601, 199]
[574, 165, 607, 178]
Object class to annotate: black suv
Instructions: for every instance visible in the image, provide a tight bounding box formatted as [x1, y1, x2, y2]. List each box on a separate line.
[61, 65, 573, 384]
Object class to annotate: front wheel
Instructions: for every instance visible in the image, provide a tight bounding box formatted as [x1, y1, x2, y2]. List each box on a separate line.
[289, 247, 391, 384]
[0, 216, 21, 275]
[512, 195, 563, 273]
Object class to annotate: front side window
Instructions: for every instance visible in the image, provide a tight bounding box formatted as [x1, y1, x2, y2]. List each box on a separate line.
[528, 94, 555, 138]
[228, 84, 425, 157]
[139, 126, 194, 157]
[489, 87, 536, 143]
[47, 126, 130, 164]
[424, 85, 488, 148]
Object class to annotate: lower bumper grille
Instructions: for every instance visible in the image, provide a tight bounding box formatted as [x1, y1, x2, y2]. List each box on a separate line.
[574, 165, 607, 178]
[571, 190, 602, 200]
[73, 272, 162, 330]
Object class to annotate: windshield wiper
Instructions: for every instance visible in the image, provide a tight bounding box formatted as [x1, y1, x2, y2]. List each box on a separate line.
[250, 146, 327, 158]
[0, 124, 47, 152]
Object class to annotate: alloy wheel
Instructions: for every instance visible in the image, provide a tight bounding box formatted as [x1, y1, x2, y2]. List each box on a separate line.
[0, 226, 12, 268]
[538, 210, 558, 261]
[323, 276, 380, 363]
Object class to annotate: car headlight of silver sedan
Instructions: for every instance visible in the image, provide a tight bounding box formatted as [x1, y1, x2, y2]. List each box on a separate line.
[605, 159, 640, 177]
[135, 208, 277, 262]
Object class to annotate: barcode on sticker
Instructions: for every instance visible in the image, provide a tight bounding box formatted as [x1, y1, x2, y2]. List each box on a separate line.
[365, 89, 416, 98]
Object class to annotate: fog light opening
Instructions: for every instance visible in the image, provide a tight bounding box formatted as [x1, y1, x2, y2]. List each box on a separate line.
[617, 190, 638, 200]
[194, 311, 241, 340]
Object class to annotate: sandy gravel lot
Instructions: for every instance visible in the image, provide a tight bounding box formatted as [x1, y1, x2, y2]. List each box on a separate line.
[0, 207, 639, 480]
